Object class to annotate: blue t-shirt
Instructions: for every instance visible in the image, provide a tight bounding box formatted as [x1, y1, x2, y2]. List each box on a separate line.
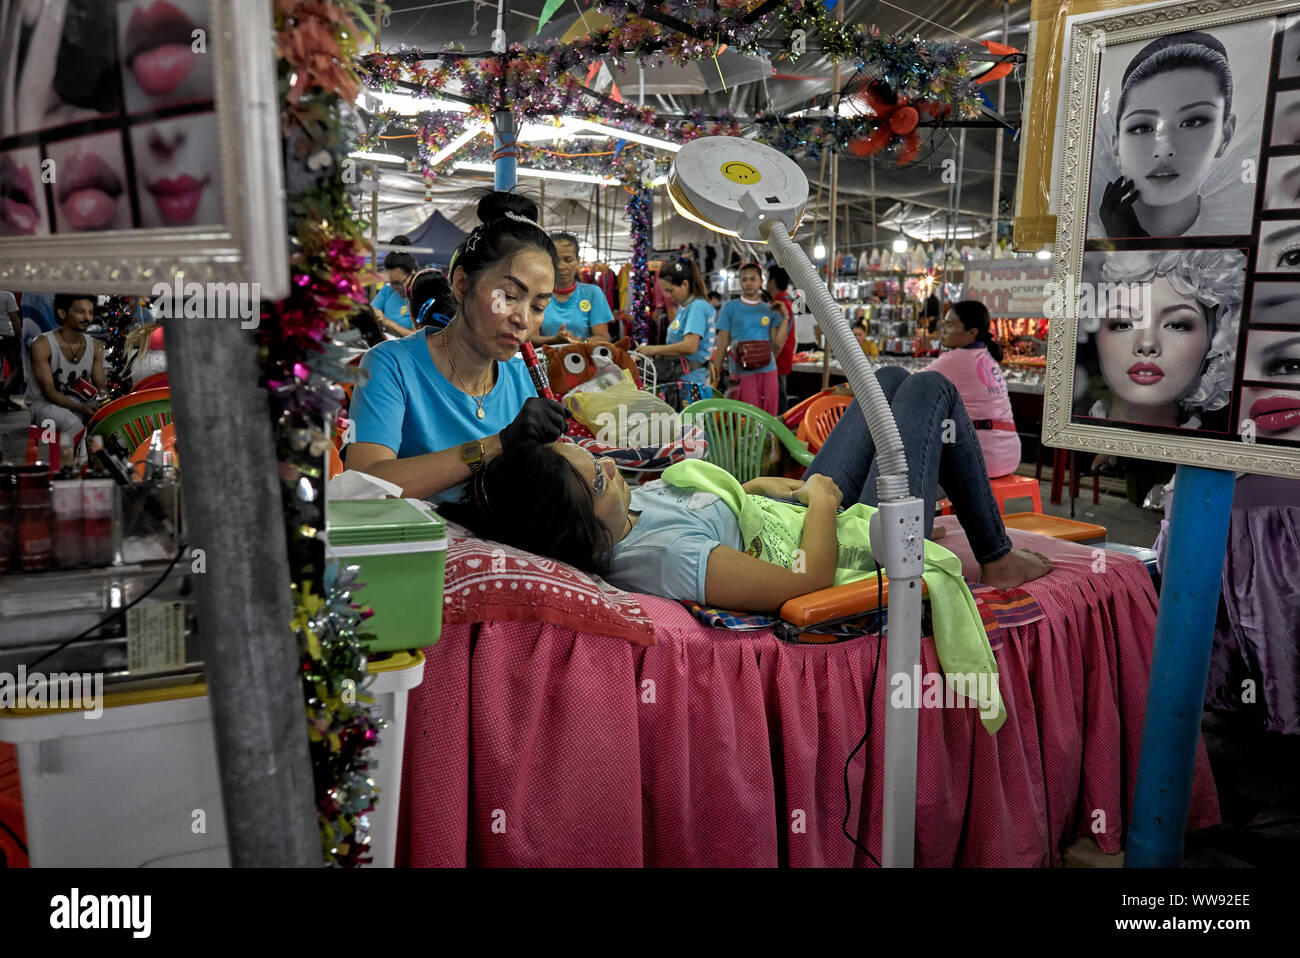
[666, 297, 716, 366]
[608, 480, 744, 602]
[716, 299, 782, 375]
[540, 282, 614, 339]
[372, 285, 413, 329]
[350, 330, 535, 503]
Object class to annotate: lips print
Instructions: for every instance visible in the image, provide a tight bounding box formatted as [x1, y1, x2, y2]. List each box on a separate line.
[126, 1, 200, 97]
[56, 150, 124, 231]
[0, 155, 39, 235]
[1248, 394, 1300, 432]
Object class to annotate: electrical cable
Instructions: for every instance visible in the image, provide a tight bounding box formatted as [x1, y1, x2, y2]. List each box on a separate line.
[23, 542, 190, 672]
[841, 562, 885, 867]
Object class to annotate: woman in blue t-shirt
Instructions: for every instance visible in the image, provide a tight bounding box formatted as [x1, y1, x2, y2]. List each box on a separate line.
[711, 262, 787, 415]
[370, 251, 417, 337]
[533, 232, 614, 345]
[634, 258, 716, 385]
[346, 192, 569, 502]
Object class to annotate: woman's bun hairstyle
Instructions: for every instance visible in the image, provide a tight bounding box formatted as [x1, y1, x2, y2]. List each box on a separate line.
[446, 190, 558, 304]
[476, 190, 540, 226]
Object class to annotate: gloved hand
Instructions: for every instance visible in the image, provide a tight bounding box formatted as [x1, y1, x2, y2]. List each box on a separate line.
[500, 396, 569, 448]
[1099, 177, 1149, 238]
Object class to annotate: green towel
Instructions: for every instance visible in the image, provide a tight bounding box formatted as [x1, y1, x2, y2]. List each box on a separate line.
[662, 460, 1005, 733]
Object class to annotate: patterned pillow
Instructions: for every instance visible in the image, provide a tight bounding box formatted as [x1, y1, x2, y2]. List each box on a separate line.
[441, 521, 656, 646]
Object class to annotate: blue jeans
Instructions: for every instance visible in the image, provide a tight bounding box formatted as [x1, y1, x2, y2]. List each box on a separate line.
[803, 366, 1014, 565]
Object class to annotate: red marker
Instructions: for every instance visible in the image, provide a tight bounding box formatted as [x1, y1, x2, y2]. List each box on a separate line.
[520, 342, 557, 400]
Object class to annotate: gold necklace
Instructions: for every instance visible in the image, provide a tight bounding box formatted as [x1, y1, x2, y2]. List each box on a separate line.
[442, 326, 491, 419]
[57, 330, 86, 363]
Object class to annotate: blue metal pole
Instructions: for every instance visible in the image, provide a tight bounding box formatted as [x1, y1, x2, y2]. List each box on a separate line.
[1126, 464, 1235, 867]
[493, 110, 517, 192]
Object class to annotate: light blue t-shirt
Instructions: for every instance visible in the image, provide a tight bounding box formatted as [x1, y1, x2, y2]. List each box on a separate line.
[665, 298, 716, 384]
[608, 480, 744, 602]
[716, 299, 783, 375]
[351, 330, 535, 503]
[372, 285, 413, 329]
[540, 282, 614, 339]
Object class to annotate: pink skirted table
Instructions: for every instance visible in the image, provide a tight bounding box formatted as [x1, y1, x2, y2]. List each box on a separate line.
[396, 522, 1219, 867]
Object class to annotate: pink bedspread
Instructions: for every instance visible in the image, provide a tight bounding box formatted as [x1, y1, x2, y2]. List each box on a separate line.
[397, 522, 1219, 867]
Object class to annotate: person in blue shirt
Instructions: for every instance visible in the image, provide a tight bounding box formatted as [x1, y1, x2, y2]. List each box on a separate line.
[370, 252, 418, 337]
[346, 192, 569, 502]
[711, 262, 787, 415]
[532, 232, 613, 345]
[634, 258, 716, 385]
[404, 267, 457, 332]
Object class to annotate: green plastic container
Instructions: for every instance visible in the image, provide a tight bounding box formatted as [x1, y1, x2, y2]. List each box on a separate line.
[326, 498, 447, 652]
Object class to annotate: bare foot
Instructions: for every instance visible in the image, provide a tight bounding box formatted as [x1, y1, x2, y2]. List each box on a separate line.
[979, 549, 1053, 590]
[929, 525, 947, 541]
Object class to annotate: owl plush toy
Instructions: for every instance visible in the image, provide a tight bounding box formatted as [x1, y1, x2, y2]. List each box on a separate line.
[543, 338, 642, 396]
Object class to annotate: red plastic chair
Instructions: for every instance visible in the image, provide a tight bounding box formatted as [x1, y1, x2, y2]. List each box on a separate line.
[131, 372, 168, 392]
[781, 389, 834, 431]
[800, 394, 851, 453]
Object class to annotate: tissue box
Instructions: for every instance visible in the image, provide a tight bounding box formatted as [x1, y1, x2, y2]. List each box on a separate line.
[326, 498, 446, 652]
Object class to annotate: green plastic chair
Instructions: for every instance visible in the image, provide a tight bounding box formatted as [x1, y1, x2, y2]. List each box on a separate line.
[82, 387, 173, 456]
[681, 397, 813, 483]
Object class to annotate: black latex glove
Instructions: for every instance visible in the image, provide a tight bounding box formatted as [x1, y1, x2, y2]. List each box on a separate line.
[500, 396, 569, 448]
[1099, 177, 1149, 238]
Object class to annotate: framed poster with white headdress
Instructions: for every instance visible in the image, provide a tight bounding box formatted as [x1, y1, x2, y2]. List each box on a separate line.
[1045, 0, 1300, 478]
[0, 0, 287, 298]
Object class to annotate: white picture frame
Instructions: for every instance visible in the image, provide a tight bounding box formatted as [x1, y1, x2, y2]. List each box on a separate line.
[0, 0, 287, 299]
[1046, 0, 1300, 478]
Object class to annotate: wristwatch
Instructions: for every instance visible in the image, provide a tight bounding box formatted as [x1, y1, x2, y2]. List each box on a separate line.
[460, 438, 487, 474]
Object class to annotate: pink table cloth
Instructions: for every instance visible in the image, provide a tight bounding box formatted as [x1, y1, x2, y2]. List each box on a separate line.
[396, 522, 1219, 867]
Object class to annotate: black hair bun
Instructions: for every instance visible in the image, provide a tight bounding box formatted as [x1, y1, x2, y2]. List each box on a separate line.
[477, 191, 539, 226]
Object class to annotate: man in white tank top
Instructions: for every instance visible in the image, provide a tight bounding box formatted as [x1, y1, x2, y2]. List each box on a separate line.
[26, 294, 105, 439]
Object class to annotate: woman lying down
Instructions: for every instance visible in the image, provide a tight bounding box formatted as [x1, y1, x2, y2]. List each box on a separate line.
[443, 366, 1053, 614]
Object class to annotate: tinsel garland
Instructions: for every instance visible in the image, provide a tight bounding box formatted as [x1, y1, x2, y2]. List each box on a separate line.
[99, 296, 139, 400]
[271, 0, 384, 868]
[356, 102, 739, 181]
[357, 2, 981, 177]
[625, 189, 651, 342]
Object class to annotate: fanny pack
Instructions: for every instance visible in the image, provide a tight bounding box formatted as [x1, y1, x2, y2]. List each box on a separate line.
[732, 340, 772, 371]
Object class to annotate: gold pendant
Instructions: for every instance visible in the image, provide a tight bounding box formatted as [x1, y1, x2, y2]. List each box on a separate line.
[476, 407, 485, 419]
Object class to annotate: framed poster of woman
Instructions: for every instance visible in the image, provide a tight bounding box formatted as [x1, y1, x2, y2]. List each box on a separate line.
[1046, 0, 1300, 478]
[0, 0, 287, 298]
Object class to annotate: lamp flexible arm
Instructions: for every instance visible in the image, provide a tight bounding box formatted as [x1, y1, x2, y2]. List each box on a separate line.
[764, 221, 911, 502]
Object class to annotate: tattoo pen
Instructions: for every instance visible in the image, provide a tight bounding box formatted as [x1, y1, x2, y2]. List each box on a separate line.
[519, 342, 557, 400]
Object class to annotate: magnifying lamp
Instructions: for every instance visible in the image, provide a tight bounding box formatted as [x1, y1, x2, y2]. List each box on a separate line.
[668, 136, 926, 868]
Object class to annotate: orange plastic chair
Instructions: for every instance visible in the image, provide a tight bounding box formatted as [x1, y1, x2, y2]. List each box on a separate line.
[782, 389, 834, 430]
[989, 474, 1043, 514]
[128, 421, 178, 479]
[801, 394, 851, 453]
[328, 444, 344, 479]
[937, 475, 1044, 516]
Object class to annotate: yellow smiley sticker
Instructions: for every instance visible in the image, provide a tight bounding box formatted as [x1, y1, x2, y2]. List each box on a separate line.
[721, 160, 762, 185]
[579, 299, 591, 312]
[760, 315, 770, 326]
[669, 320, 680, 332]
[400, 305, 409, 316]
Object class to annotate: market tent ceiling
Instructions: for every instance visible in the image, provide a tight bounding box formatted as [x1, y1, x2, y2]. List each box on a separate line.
[365, 0, 1032, 258]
